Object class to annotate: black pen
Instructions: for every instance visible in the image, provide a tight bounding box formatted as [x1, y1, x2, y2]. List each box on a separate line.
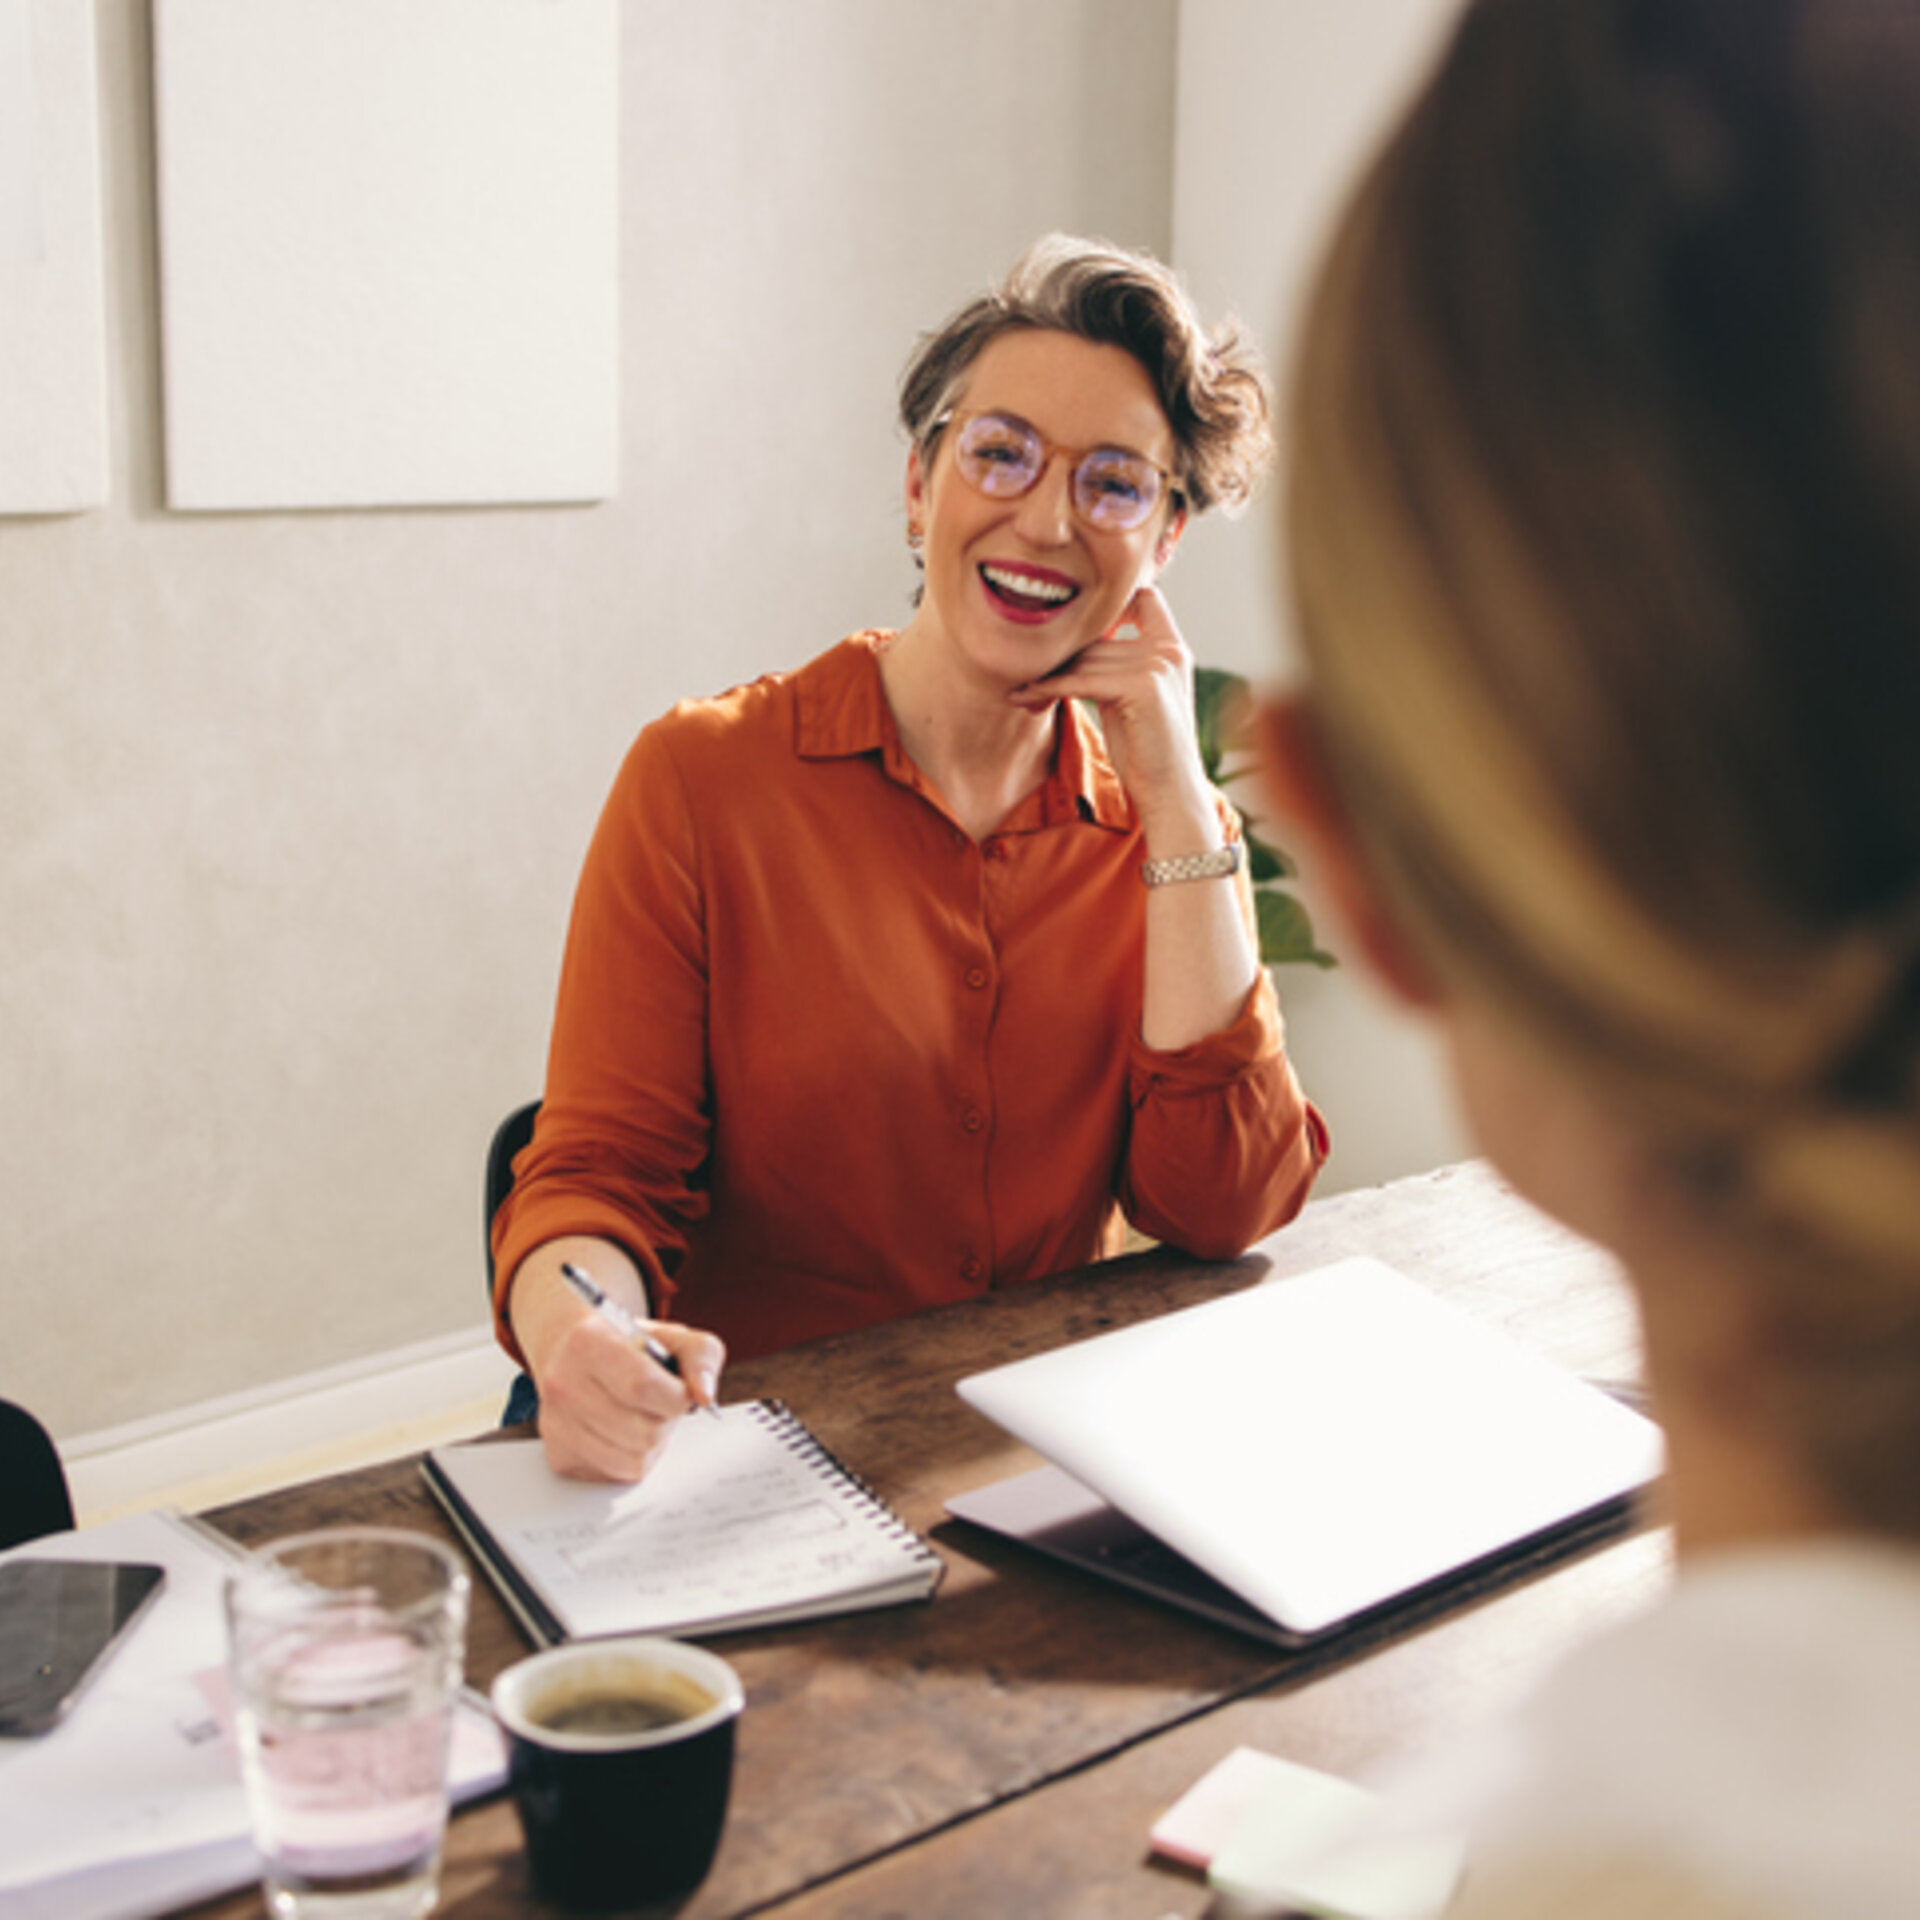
[560, 1260, 719, 1414]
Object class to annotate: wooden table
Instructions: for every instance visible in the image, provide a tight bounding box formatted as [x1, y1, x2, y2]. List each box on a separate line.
[187, 1162, 1671, 1919]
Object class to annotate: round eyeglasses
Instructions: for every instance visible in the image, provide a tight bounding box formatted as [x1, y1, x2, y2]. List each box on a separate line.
[937, 409, 1179, 533]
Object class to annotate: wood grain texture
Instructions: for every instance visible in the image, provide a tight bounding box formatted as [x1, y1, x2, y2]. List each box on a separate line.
[182, 1162, 1666, 1919]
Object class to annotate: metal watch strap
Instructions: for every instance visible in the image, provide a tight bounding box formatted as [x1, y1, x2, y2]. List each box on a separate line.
[1140, 841, 1243, 888]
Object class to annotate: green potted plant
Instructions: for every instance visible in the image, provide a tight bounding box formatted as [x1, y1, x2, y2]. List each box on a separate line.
[1194, 667, 1336, 969]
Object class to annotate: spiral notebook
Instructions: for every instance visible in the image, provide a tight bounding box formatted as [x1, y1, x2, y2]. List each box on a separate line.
[423, 1399, 943, 1646]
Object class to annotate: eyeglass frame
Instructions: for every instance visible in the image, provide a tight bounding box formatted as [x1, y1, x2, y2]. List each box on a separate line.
[928, 407, 1187, 532]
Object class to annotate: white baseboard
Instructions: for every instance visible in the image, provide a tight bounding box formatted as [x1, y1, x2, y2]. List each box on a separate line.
[61, 1329, 523, 1525]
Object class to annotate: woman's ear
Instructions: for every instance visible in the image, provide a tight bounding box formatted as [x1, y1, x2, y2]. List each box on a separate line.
[905, 446, 930, 543]
[1259, 694, 1443, 1010]
[1151, 504, 1188, 577]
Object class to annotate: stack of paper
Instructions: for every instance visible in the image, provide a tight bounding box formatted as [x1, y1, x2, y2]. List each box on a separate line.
[0, 1507, 506, 1920]
[1152, 1746, 1465, 1920]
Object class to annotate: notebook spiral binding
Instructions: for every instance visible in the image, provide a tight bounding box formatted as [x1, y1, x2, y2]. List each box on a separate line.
[754, 1399, 941, 1562]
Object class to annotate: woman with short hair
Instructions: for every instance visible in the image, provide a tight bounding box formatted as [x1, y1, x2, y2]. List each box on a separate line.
[495, 234, 1327, 1483]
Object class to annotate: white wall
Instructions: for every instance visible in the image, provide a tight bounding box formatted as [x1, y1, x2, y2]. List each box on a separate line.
[1170, 0, 1473, 1194]
[4, 0, 1176, 1439]
[5, 0, 1477, 1446]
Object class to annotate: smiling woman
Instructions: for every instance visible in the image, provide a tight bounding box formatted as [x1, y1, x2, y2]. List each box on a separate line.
[897, 328, 1177, 727]
[490, 235, 1329, 1484]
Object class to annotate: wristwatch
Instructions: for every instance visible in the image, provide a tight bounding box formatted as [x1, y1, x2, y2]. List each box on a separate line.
[1140, 842, 1244, 888]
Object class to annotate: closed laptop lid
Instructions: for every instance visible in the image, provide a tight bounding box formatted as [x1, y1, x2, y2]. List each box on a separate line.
[955, 1256, 1664, 1636]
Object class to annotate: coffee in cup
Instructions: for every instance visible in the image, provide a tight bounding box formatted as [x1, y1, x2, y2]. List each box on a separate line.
[491, 1637, 744, 1912]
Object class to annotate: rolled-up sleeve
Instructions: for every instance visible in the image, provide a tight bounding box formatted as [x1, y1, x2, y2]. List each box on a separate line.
[1119, 971, 1330, 1259]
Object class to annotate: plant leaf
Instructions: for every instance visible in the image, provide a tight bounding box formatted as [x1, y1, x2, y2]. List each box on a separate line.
[1192, 666, 1252, 783]
[1243, 829, 1294, 883]
[1257, 888, 1337, 969]
[1192, 662, 1334, 966]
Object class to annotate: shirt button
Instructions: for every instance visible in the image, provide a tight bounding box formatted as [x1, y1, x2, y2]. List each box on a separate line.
[965, 967, 988, 990]
[961, 1108, 984, 1133]
[985, 840, 1008, 862]
[961, 1255, 984, 1282]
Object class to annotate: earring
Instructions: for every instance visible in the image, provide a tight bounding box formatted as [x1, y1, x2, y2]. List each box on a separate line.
[906, 521, 924, 553]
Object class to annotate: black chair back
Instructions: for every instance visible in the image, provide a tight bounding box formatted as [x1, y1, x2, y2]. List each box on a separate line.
[0, 1399, 76, 1549]
[485, 1101, 543, 1427]
[484, 1100, 542, 1298]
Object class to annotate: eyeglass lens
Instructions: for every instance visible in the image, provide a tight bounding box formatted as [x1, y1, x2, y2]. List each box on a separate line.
[953, 413, 1163, 531]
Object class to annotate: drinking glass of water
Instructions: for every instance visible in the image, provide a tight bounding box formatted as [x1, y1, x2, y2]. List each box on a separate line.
[225, 1527, 470, 1920]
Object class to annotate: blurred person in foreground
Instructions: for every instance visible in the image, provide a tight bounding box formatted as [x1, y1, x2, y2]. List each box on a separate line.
[1263, 0, 1920, 1912]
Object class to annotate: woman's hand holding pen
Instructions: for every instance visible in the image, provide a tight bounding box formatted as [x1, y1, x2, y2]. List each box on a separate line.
[508, 1237, 727, 1483]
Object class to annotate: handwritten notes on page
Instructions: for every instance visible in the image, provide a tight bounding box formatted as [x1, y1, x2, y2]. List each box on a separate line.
[424, 1400, 943, 1645]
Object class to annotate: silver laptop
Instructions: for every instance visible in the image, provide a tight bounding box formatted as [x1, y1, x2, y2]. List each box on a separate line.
[950, 1256, 1663, 1642]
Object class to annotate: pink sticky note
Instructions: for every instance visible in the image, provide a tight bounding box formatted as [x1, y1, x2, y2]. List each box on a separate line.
[1150, 1746, 1292, 1870]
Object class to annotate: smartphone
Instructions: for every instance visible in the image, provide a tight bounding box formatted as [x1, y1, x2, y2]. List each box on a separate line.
[0, 1559, 167, 1737]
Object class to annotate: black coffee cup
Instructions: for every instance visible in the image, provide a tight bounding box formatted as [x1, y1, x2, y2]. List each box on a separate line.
[490, 1636, 745, 1912]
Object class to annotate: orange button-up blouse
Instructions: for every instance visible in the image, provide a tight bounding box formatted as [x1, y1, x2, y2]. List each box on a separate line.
[492, 634, 1328, 1363]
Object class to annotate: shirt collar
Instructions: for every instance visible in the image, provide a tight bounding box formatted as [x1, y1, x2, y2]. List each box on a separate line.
[794, 633, 1134, 834]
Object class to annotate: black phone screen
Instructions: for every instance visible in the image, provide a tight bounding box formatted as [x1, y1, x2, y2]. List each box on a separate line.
[0, 1559, 168, 1737]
